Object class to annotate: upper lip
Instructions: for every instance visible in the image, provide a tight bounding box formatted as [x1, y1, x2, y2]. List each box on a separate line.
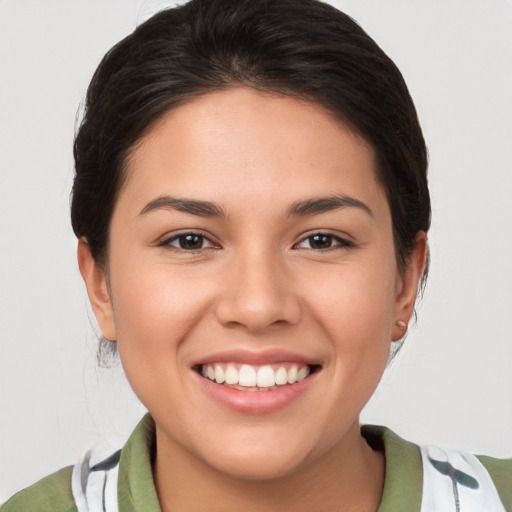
[191, 348, 323, 367]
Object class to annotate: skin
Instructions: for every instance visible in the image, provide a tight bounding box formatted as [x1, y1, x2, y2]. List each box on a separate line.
[79, 88, 427, 512]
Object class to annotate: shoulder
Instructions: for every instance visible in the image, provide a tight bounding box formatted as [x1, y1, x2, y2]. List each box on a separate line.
[1, 415, 156, 512]
[362, 425, 512, 512]
[476, 454, 512, 511]
[1, 465, 77, 512]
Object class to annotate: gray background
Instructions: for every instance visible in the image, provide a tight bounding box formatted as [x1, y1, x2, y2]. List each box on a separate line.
[1, 0, 511, 500]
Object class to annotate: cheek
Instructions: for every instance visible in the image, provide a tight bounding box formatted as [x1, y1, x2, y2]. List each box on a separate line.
[302, 256, 397, 398]
[108, 260, 222, 417]
[304, 258, 397, 343]
[108, 256, 216, 369]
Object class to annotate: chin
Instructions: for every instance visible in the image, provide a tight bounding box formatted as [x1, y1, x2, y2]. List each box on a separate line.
[208, 451, 308, 482]
[196, 430, 316, 481]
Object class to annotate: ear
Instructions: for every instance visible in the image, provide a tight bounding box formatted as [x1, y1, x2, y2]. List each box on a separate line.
[392, 231, 428, 341]
[77, 238, 117, 342]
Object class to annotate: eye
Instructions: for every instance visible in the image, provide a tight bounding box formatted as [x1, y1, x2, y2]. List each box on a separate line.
[160, 232, 217, 251]
[295, 233, 353, 250]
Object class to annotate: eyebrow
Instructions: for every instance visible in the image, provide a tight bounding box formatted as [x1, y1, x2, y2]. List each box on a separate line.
[139, 193, 373, 219]
[139, 196, 226, 217]
[286, 194, 373, 218]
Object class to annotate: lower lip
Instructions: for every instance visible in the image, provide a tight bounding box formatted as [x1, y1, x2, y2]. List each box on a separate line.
[194, 371, 318, 414]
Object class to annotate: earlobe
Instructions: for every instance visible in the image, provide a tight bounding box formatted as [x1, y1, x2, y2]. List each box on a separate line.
[77, 239, 117, 342]
[392, 232, 428, 341]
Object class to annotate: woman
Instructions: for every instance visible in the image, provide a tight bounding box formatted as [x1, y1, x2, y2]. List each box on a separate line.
[2, 0, 510, 510]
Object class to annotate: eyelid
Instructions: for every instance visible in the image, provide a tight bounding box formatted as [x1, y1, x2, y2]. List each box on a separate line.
[293, 230, 354, 250]
[157, 230, 220, 250]
[156, 229, 353, 252]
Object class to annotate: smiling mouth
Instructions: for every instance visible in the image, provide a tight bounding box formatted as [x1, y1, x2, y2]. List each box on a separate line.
[195, 362, 321, 391]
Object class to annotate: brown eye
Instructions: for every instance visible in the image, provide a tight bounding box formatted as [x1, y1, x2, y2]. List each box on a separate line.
[177, 234, 204, 250]
[308, 234, 334, 249]
[296, 233, 353, 250]
[162, 232, 216, 251]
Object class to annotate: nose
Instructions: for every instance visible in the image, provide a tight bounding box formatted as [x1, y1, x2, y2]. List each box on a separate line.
[214, 247, 302, 333]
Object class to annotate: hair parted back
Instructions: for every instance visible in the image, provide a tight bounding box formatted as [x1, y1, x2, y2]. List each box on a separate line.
[72, 0, 430, 275]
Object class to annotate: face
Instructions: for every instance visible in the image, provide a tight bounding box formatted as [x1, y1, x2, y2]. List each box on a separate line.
[80, 88, 423, 480]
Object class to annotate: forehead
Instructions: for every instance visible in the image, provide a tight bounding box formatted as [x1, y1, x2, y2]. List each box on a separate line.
[121, 87, 386, 216]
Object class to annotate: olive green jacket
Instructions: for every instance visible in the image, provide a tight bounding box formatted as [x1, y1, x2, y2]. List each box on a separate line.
[2, 415, 511, 511]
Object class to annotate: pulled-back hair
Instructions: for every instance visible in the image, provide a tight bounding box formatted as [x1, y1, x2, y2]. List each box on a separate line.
[72, 0, 430, 276]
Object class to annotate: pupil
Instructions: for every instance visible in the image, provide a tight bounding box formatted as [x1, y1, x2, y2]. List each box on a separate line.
[310, 234, 332, 249]
[180, 234, 202, 249]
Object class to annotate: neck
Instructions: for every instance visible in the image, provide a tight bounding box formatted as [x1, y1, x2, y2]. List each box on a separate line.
[153, 421, 385, 512]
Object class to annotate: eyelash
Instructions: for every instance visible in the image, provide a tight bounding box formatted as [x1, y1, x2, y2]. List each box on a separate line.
[159, 231, 354, 253]
[159, 231, 219, 252]
[294, 233, 354, 251]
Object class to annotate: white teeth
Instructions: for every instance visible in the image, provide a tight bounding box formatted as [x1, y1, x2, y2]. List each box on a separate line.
[214, 364, 225, 384]
[297, 366, 310, 382]
[239, 365, 257, 386]
[225, 364, 238, 385]
[287, 365, 298, 384]
[275, 366, 288, 385]
[200, 362, 314, 389]
[256, 366, 275, 387]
